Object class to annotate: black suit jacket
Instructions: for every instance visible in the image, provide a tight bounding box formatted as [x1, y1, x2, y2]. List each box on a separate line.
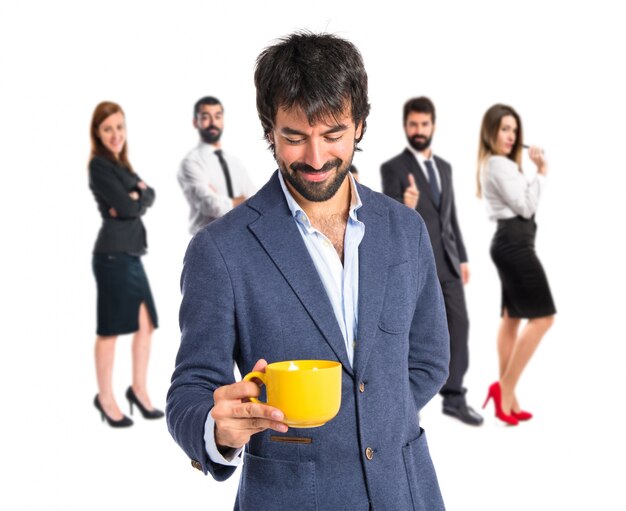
[381, 148, 467, 281]
[89, 156, 156, 254]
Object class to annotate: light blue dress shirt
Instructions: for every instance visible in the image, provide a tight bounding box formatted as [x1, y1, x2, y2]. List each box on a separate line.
[204, 170, 365, 466]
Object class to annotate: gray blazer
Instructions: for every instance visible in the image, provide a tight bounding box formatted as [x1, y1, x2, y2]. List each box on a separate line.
[167, 172, 450, 511]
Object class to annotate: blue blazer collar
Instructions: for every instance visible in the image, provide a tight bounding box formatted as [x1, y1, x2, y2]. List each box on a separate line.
[246, 172, 390, 378]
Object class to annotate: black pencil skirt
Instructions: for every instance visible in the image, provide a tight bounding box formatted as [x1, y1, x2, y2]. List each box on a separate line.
[490, 216, 556, 319]
[92, 253, 159, 336]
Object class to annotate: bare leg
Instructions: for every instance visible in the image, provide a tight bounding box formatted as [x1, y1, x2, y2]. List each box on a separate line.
[95, 336, 124, 420]
[131, 303, 156, 409]
[500, 315, 554, 413]
[497, 309, 521, 379]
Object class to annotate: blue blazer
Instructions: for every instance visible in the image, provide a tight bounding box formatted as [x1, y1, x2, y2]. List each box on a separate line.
[167, 172, 450, 511]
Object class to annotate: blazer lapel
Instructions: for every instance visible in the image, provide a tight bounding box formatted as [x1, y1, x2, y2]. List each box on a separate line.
[434, 155, 449, 211]
[353, 187, 389, 379]
[247, 173, 353, 374]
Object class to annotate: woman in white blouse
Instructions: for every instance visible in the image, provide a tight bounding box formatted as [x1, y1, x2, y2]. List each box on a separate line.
[477, 104, 556, 426]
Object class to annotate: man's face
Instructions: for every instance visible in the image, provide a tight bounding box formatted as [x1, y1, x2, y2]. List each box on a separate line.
[194, 104, 224, 144]
[270, 106, 361, 203]
[405, 111, 435, 152]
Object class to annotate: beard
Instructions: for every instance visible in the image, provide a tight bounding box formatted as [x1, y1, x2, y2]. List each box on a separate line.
[279, 157, 351, 202]
[407, 133, 432, 152]
[199, 125, 222, 144]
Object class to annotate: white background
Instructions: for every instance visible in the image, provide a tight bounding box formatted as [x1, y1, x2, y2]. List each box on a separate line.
[1, 1, 625, 509]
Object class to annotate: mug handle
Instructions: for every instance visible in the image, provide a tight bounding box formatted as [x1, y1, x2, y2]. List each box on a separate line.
[242, 371, 266, 404]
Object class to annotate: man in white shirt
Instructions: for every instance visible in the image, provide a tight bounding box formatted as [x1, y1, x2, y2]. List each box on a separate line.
[381, 97, 483, 426]
[178, 96, 255, 234]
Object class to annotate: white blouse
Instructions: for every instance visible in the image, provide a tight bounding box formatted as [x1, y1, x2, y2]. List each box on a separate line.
[481, 155, 546, 221]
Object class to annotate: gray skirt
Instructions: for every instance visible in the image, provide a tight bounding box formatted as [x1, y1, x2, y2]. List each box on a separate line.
[92, 253, 158, 336]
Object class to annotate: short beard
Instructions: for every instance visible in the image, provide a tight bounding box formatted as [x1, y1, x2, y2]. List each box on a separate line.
[279, 157, 350, 202]
[199, 126, 222, 144]
[408, 134, 432, 152]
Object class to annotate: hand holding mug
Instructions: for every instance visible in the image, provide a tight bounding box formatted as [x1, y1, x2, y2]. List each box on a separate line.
[211, 359, 288, 450]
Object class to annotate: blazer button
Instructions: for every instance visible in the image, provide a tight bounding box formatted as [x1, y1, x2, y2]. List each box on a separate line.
[359, 382, 365, 393]
[365, 447, 374, 460]
[191, 459, 202, 471]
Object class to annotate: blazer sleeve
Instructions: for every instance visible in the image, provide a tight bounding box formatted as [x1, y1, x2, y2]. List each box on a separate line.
[408, 218, 450, 411]
[381, 161, 405, 204]
[447, 166, 468, 263]
[89, 158, 148, 219]
[137, 175, 156, 209]
[166, 229, 238, 482]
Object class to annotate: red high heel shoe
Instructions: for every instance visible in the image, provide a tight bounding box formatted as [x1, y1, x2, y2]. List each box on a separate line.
[482, 382, 518, 426]
[511, 410, 533, 421]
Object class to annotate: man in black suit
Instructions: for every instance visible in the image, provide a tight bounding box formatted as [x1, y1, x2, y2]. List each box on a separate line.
[381, 97, 483, 426]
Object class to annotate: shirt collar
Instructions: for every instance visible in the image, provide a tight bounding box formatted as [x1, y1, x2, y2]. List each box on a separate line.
[407, 145, 435, 166]
[277, 170, 362, 231]
[197, 140, 221, 154]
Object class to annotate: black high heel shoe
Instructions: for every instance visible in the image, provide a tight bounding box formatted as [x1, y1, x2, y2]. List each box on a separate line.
[94, 395, 133, 428]
[125, 386, 164, 419]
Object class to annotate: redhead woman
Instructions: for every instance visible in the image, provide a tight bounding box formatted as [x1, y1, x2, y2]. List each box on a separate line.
[89, 101, 163, 427]
[477, 104, 556, 426]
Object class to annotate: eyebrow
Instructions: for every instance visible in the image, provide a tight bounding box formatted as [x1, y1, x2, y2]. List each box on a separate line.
[280, 123, 349, 137]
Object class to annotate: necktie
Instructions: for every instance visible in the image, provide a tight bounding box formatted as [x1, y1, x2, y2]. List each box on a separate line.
[424, 160, 440, 208]
[214, 149, 234, 199]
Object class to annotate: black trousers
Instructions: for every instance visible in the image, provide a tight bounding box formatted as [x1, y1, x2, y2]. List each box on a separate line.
[438, 278, 469, 398]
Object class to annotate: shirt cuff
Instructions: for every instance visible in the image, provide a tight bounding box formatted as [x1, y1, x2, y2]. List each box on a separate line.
[204, 411, 243, 466]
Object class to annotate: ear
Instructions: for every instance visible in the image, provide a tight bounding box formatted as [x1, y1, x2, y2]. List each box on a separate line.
[267, 130, 275, 145]
[192, 117, 199, 130]
[355, 121, 363, 141]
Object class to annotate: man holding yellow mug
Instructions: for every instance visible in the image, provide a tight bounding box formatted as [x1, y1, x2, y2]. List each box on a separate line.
[167, 31, 450, 511]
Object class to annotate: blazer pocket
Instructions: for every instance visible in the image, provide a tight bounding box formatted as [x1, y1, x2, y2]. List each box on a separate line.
[378, 261, 414, 335]
[402, 428, 445, 511]
[239, 451, 318, 511]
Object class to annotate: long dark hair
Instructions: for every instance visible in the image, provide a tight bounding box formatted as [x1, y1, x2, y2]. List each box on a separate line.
[476, 103, 522, 198]
[89, 101, 133, 171]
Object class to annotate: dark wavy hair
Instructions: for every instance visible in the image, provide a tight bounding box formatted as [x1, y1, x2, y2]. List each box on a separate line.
[254, 31, 370, 154]
[403, 96, 436, 124]
[89, 101, 133, 171]
[194, 96, 222, 117]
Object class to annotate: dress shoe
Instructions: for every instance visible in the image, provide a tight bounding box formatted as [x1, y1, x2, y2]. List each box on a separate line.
[482, 382, 518, 426]
[94, 395, 133, 428]
[126, 386, 164, 419]
[442, 400, 484, 426]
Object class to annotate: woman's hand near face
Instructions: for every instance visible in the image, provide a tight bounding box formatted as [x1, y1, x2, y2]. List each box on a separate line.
[529, 146, 548, 175]
[137, 181, 148, 190]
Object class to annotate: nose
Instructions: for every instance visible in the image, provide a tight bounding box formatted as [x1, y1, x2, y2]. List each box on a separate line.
[303, 138, 325, 170]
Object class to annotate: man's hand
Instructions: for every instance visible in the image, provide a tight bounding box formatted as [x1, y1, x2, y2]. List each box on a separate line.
[232, 195, 246, 208]
[109, 207, 118, 218]
[460, 263, 470, 286]
[211, 359, 288, 450]
[403, 173, 419, 209]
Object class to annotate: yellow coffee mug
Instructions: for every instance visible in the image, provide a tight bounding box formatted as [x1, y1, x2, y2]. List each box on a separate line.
[243, 360, 342, 428]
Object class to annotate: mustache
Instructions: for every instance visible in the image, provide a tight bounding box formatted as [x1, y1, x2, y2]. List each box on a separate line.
[411, 135, 427, 142]
[290, 158, 342, 174]
[201, 125, 220, 133]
